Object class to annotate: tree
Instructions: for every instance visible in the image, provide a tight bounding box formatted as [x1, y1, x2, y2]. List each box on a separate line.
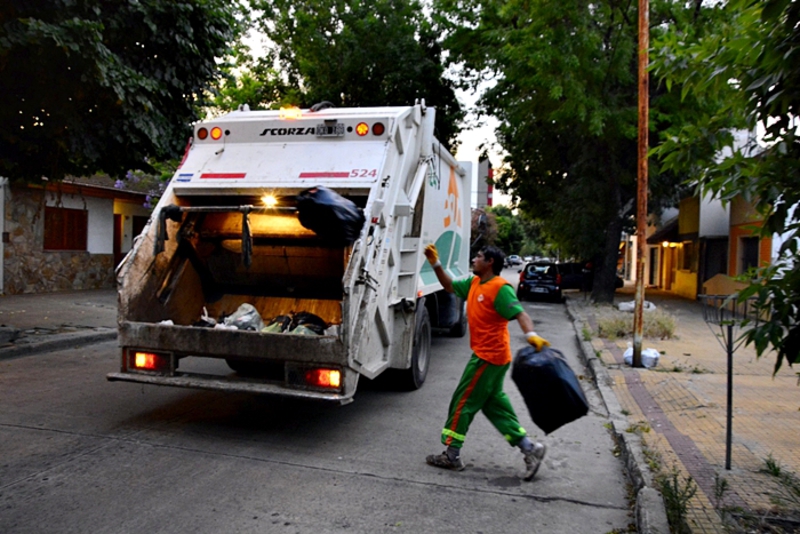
[249, 0, 463, 150]
[651, 0, 800, 371]
[488, 206, 525, 256]
[0, 0, 244, 182]
[433, 0, 698, 302]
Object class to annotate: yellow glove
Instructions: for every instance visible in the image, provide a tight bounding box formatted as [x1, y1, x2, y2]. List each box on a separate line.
[526, 332, 550, 352]
[424, 244, 440, 267]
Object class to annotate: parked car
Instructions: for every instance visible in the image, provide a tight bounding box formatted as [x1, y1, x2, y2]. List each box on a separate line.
[557, 261, 625, 291]
[505, 254, 523, 267]
[517, 262, 563, 302]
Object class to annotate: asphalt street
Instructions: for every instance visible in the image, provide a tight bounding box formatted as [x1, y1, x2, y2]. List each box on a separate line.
[0, 284, 637, 534]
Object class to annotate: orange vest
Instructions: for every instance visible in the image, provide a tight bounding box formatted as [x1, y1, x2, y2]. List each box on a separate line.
[467, 276, 513, 365]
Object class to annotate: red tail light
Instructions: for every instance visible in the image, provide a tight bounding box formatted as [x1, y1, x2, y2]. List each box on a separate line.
[556, 274, 562, 285]
[305, 368, 341, 389]
[130, 350, 171, 373]
[519, 271, 525, 282]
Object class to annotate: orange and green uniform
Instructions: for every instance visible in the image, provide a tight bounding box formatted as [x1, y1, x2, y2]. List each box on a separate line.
[440, 275, 528, 450]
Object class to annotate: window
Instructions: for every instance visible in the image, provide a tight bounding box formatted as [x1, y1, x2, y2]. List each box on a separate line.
[740, 236, 759, 274]
[44, 207, 87, 251]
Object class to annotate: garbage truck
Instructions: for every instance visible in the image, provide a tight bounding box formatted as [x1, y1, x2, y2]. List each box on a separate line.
[107, 100, 471, 404]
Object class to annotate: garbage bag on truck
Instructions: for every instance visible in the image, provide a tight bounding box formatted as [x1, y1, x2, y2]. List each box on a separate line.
[511, 346, 589, 434]
[222, 303, 266, 331]
[289, 311, 328, 335]
[296, 186, 365, 246]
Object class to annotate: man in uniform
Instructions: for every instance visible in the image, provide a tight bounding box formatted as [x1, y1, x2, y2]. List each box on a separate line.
[423, 244, 549, 481]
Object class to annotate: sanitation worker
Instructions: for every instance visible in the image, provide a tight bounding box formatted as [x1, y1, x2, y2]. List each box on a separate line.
[423, 244, 549, 480]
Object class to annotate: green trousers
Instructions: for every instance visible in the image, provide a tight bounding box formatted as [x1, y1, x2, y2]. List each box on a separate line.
[441, 353, 527, 449]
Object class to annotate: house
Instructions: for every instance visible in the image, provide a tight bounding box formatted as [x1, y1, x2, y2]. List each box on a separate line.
[0, 177, 152, 295]
[642, 190, 789, 299]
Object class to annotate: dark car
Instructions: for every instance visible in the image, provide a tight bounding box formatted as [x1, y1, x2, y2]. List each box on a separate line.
[517, 262, 563, 302]
[557, 262, 587, 290]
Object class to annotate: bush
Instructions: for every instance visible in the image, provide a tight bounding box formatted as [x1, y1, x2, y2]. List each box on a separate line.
[594, 309, 676, 340]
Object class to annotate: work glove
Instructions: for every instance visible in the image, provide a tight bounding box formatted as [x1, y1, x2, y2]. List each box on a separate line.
[424, 244, 440, 266]
[526, 332, 551, 352]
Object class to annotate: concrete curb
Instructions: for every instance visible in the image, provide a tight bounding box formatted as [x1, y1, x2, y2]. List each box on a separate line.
[0, 328, 117, 361]
[565, 298, 671, 534]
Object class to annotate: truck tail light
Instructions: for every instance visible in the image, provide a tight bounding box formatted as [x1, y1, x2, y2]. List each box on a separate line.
[305, 368, 341, 389]
[356, 122, 370, 136]
[130, 351, 170, 372]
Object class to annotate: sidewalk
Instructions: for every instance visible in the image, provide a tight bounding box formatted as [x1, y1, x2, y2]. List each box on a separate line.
[0, 289, 118, 360]
[567, 287, 800, 533]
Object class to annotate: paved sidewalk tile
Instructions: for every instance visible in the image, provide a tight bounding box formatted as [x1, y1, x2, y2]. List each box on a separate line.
[570, 288, 800, 533]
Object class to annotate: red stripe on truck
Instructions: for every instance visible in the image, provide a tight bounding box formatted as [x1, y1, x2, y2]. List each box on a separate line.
[200, 173, 246, 179]
[299, 172, 350, 178]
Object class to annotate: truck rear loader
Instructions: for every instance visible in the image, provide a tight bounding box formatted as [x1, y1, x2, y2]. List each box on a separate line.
[107, 100, 471, 404]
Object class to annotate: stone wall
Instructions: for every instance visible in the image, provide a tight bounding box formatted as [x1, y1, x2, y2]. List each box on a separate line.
[3, 185, 115, 294]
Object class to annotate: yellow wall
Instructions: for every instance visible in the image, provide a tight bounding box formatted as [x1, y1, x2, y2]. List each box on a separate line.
[679, 197, 700, 234]
[674, 269, 698, 299]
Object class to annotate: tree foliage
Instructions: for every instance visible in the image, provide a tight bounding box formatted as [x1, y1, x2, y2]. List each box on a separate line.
[432, 0, 691, 302]
[651, 0, 800, 371]
[0, 0, 243, 182]
[248, 0, 463, 149]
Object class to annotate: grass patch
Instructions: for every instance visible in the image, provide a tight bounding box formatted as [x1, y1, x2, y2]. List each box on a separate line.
[657, 468, 697, 534]
[593, 308, 676, 340]
[581, 325, 593, 341]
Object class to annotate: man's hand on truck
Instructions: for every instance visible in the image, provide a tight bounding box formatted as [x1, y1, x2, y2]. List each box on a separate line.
[424, 244, 441, 268]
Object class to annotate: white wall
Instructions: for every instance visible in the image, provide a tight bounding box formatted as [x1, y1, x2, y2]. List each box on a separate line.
[699, 191, 729, 237]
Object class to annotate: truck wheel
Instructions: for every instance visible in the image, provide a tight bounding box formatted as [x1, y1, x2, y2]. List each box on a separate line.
[402, 306, 431, 390]
[449, 299, 467, 338]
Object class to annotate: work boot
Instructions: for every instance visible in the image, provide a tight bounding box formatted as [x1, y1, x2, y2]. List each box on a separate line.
[426, 451, 465, 471]
[522, 442, 546, 481]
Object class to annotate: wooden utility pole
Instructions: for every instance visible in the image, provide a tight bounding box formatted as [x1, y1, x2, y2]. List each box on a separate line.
[633, 0, 650, 367]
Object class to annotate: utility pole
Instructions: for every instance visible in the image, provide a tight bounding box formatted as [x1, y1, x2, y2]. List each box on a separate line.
[633, 0, 650, 367]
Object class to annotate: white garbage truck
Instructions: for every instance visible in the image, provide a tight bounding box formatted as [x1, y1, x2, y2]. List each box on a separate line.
[107, 100, 471, 404]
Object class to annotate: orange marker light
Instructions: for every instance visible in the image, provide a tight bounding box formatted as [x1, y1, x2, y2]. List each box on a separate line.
[279, 106, 302, 119]
[356, 122, 369, 136]
[210, 126, 223, 140]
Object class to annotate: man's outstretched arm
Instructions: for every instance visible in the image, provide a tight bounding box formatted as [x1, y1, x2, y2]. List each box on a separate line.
[424, 244, 454, 293]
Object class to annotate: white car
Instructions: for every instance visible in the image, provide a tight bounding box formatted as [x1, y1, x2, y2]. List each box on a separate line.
[506, 255, 523, 266]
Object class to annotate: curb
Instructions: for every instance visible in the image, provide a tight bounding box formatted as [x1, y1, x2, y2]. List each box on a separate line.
[0, 328, 117, 361]
[565, 298, 671, 534]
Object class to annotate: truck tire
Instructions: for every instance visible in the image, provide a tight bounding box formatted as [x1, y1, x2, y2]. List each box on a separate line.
[449, 298, 467, 338]
[401, 305, 431, 390]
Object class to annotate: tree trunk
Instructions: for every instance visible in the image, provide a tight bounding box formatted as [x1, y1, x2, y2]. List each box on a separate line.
[591, 214, 624, 304]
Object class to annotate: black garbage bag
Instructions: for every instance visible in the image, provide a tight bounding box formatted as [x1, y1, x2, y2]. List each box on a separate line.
[296, 186, 365, 246]
[511, 346, 589, 434]
[289, 311, 328, 335]
[263, 315, 292, 333]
